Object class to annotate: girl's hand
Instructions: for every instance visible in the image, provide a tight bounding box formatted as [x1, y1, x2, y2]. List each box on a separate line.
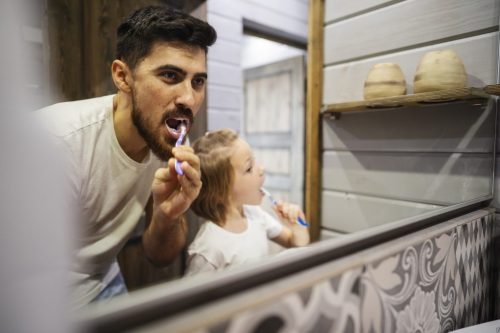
[273, 201, 306, 226]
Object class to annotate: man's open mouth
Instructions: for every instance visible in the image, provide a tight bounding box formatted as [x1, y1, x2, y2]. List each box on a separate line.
[165, 117, 190, 139]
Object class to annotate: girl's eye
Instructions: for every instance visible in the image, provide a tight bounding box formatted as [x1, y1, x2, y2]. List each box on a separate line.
[246, 166, 253, 173]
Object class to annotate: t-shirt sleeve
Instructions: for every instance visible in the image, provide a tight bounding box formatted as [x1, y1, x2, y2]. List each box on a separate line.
[185, 253, 218, 276]
[253, 206, 283, 239]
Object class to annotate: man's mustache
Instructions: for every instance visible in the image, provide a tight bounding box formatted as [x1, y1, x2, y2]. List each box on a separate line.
[162, 107, 194, 125]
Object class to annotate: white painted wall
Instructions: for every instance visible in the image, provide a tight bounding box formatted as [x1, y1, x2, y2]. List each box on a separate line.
[206, 0, 309, 131]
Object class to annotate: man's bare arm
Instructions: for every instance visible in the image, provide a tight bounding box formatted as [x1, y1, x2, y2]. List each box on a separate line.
[142, 197, 188, 266]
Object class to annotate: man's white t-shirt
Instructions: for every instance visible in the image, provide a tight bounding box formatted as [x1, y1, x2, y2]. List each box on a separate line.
[37, 95, 163, 307]
[186, 205, 284, 275]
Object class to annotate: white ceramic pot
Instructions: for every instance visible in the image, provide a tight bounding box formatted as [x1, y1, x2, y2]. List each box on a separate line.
[363, 63, 407, 100]
[413, 49, 467, 93]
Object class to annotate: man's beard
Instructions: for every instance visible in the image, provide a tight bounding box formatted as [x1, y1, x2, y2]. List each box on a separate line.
[131, 96, 174, 162]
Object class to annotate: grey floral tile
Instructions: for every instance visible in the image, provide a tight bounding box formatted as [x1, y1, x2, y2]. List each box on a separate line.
[360, 230, 457, 333]
[221, 268, 362, 333]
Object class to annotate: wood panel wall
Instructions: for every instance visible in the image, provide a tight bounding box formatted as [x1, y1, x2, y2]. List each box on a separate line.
[319, 0, 499, 234]
[46, 0, 160, 102]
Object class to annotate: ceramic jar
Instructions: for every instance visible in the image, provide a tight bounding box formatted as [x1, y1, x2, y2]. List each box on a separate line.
[363, 63, 407, 100]
[413, 49, 467, 93]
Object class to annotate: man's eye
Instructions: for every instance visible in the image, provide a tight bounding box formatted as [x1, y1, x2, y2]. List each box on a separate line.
[161, 71, 178, 81]
[192, 77, 206, 88]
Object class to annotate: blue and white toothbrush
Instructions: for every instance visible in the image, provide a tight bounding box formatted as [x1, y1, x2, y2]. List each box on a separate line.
[174, 123, 187, 175]
[260, 187, 309, 227]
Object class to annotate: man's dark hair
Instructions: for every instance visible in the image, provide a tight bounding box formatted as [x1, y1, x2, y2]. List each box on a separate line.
[116, 5, 217, 69]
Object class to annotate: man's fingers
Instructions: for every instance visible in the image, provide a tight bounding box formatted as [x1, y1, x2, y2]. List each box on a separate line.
[153, 167, 171, 184]
[172, 146, 200, 171]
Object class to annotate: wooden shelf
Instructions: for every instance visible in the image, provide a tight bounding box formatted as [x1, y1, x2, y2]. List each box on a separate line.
[322, 85, 498, 116]
[484, 84, 500, 96]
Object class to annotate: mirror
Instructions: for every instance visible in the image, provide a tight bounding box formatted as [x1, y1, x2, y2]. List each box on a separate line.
[21, 0, 498, 314]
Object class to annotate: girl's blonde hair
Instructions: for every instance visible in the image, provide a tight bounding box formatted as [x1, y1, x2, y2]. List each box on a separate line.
[191, 129, 239, 225]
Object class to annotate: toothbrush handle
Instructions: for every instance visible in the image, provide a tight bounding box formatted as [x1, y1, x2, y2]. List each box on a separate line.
[175, 160, 184, 175]
[297, 216, 309, 228]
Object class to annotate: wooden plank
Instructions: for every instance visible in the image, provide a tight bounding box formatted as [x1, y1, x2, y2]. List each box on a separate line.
[325, 0, 398, 23]
[321, 190, 442, 233]
[323, 0, 499, 64]
[322, 32, 499, 104]
[209, 39, 241, 65]
[207, 85, 242, 109]
[323, 88, 489, 113]
[305, 0, 324, 241]
[207, 12, 242, 42]
[207, 0, 243, 18]
[322, 99, 495, 152]
[46, 0, 84, 101]
[244, 0, 309, 23]
[238, 2, 308, 40]
[207, 61, 243, 87]
[207, 109, 241, 131]
[484, 84, 500, 96]
[322, 151, 493, 205]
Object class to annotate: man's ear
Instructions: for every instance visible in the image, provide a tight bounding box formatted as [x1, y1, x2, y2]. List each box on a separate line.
[111, 60, 132, 93]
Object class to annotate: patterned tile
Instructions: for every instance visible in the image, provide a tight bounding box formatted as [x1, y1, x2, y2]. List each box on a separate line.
[220, 268, 363, 333]
[454, 215, 493, 329]
[360, 230, 456, 333]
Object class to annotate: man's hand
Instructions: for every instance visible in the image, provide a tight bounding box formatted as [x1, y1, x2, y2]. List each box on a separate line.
[151, 145, 202, 221]
[143, 145, 202, 266]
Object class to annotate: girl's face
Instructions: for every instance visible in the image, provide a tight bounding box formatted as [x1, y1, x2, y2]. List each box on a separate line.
[230, 138, 265, 206]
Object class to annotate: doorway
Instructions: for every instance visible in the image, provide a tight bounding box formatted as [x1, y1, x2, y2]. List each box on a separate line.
[241, 34, 306, 205]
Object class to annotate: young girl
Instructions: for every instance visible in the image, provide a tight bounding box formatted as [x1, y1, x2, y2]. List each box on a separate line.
[186, 129, 310, 275]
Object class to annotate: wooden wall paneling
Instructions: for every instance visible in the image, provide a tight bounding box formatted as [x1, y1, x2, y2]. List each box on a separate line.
[305, 0, 324, 241]
[207, 0, 243, 18]
[322, 101, 495, 152]
[207, 61, 243, 87]
[325, 0, 399, 23]
[208, 85, 242, 109]
[82, 0, 117, 98]
[207, 13, 242, 42]
[46, 0, 84, 101]
[46, 0, 161, 102]
[208, 109, 241, 131]
[238, 2, 308, 40]
[242, 0, 309, 23]
[323, 32, 499, 103]
[322, 151, 492, 205]
[321, 190, 442, 233]
[209, 39, 241, 64]
[323, 0, 499, 64]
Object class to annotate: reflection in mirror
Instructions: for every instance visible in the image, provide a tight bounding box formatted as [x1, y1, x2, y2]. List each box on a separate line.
[320, 98, 496, 235]
[28, 0, 498, 321]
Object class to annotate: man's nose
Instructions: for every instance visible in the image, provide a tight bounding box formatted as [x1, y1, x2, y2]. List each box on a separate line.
[174, 81, 196, 110]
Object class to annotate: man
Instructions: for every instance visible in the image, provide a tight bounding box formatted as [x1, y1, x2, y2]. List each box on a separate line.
[37, 5, 217, 307]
